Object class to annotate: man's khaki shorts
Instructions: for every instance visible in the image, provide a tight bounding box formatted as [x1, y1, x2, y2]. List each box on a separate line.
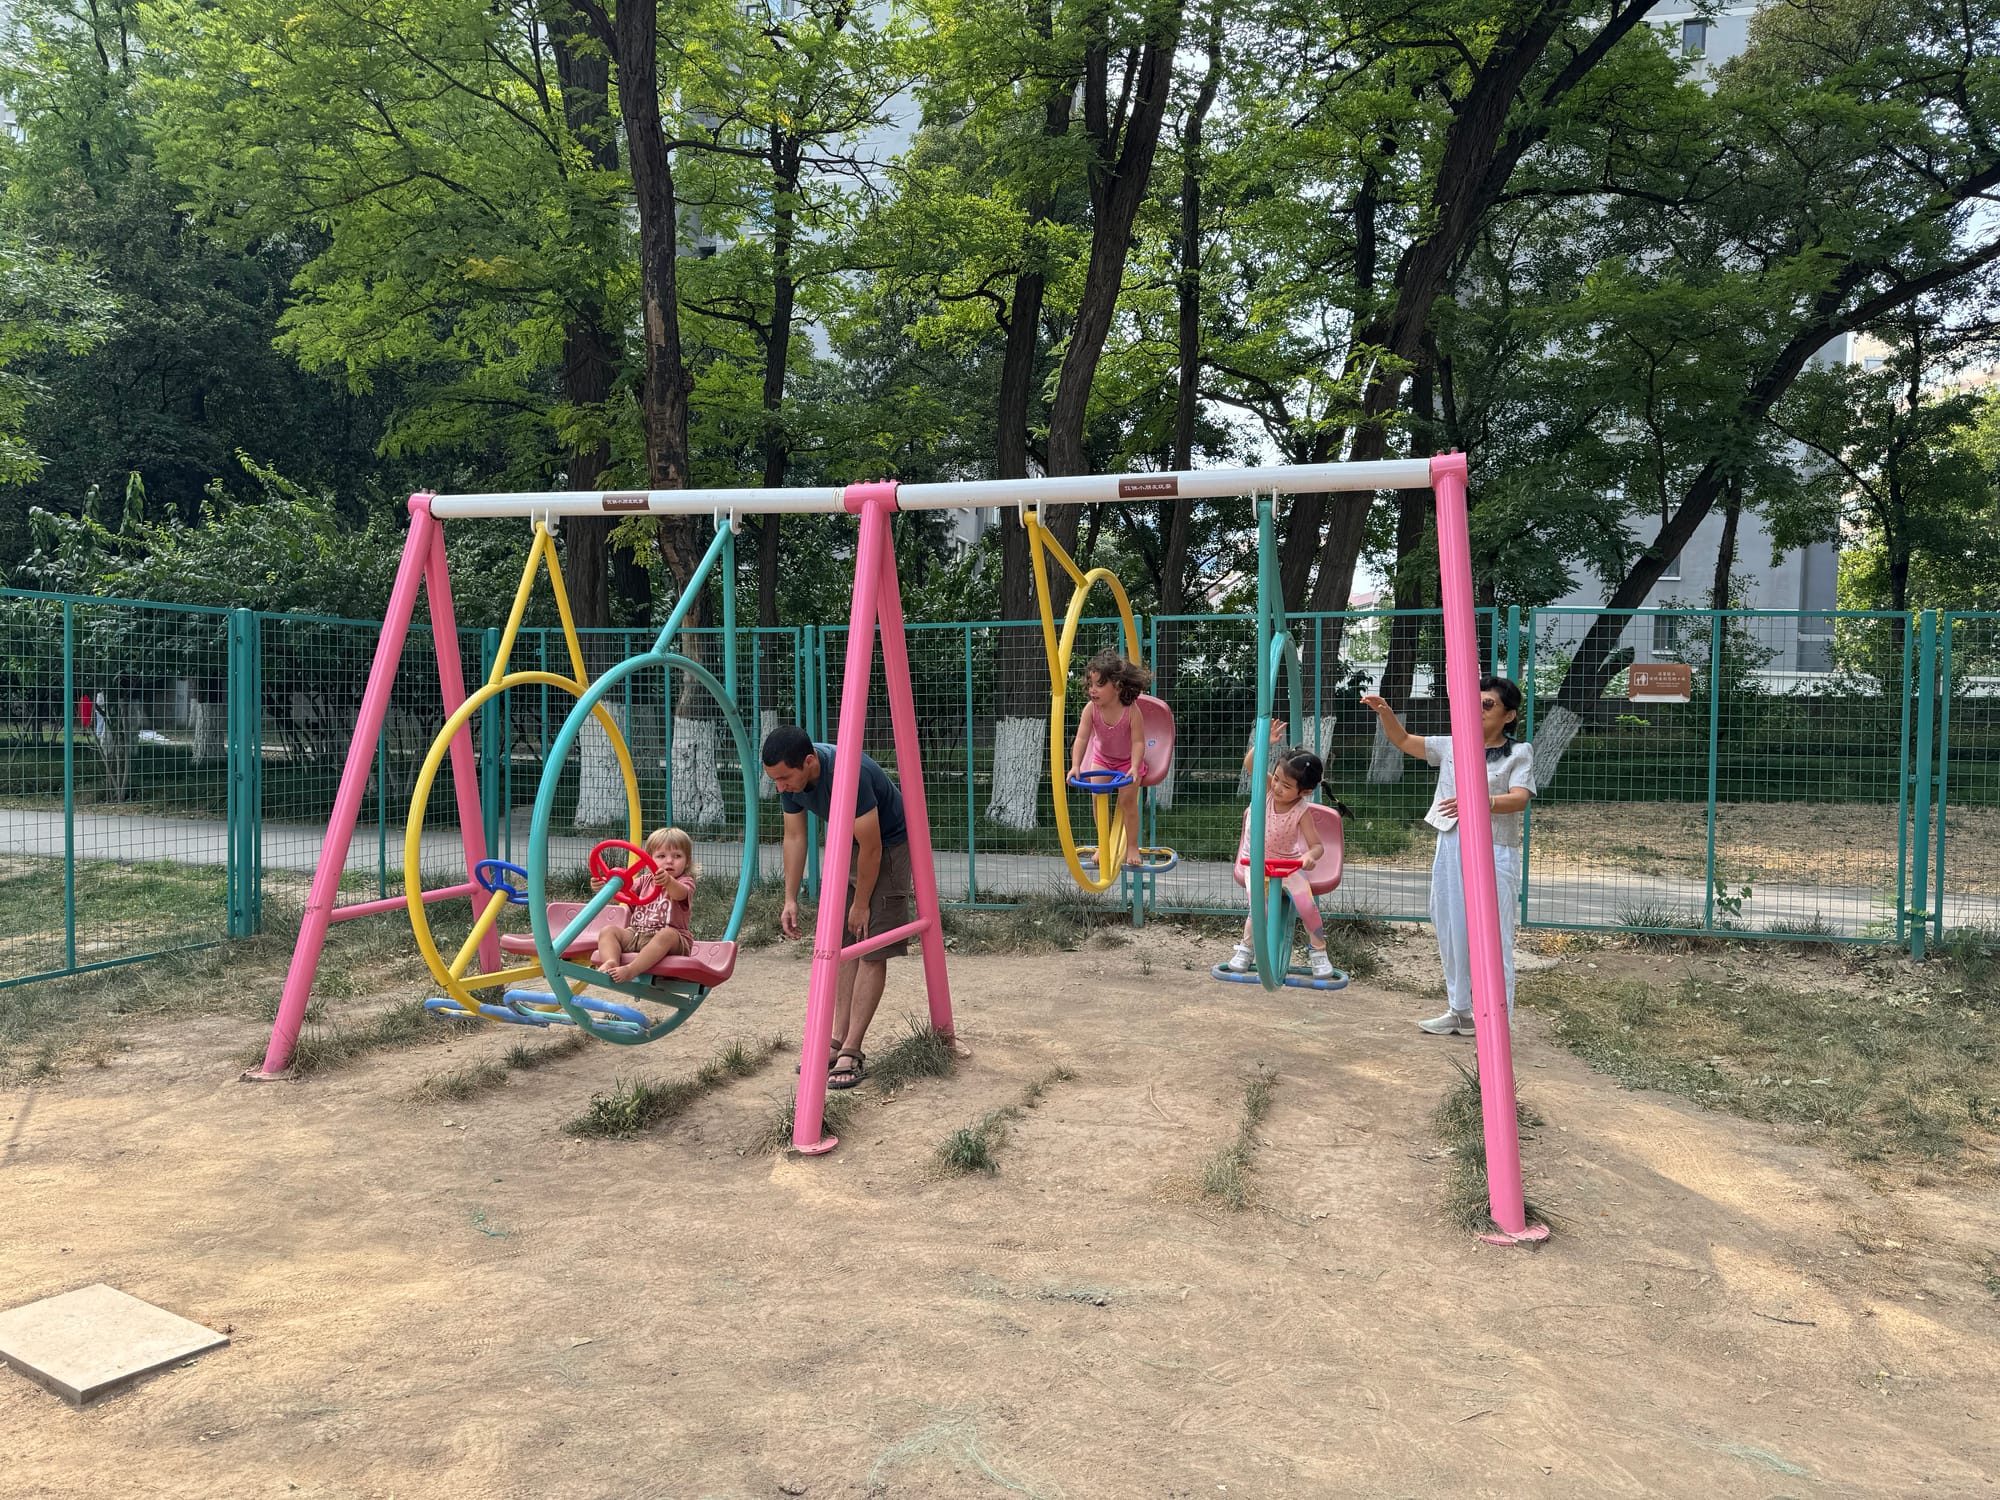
[848, 840, 914, 959]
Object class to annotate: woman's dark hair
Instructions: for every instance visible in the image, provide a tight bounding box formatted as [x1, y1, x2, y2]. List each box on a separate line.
[1480, 675, 1523, 738]
[1273, 746, 1324, 792]
[1083, 650, 1151, 706]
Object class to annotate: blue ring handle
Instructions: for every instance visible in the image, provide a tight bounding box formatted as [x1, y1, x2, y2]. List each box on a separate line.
[474, 858, 531, 905]
[1068, 768, 1132, 791]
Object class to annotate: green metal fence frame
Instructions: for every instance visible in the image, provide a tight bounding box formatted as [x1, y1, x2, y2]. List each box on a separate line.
[0, 588, 242, 989]
[1, 586, 1983, 988]
[1518, 606, 1919, 946]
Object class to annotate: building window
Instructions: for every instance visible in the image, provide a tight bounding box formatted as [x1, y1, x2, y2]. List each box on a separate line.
[1681, 19, 1708, 56]
[1659, 552, 1681, 581]
[1653, 614, 1680, 654]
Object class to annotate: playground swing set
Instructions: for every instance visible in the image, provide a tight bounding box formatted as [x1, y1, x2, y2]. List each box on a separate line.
[247, 453, 1546, 1246]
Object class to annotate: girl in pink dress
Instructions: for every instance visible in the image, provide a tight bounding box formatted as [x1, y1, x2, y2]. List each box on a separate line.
[1067, 651, 1150, 869]
[1227, 727, 1337, 980]
[592, 827, 698, 984]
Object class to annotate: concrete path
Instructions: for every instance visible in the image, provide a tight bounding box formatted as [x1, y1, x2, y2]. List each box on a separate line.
[2, 803, 1988, 937]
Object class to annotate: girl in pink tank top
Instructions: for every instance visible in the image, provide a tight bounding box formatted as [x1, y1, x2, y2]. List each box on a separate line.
[1226, 728, 1338, 980]
[1067, 650, 1151, 868]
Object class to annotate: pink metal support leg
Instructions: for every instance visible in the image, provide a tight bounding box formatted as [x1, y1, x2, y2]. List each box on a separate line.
[247, 496, 442, 1079]
[1432, 453, 1546, 1245]
[421, 524, 499, 974]
[791, 489, 889, 1152]
[791, 482, 954, 1152]
[872, 499, 956, 1041]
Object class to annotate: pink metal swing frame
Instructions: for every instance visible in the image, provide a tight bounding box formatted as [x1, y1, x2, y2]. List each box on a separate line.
[243, 457, 1538, 1242]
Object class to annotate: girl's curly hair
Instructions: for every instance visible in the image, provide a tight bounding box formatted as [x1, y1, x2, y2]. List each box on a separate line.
[1082, 651, 1151, 706]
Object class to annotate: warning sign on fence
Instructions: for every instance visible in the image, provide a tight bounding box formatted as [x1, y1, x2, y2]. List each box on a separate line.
[1628, 663, 1693, 702]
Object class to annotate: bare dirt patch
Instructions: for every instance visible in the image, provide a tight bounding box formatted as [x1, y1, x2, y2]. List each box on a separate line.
[3, 929, 1995, 1497]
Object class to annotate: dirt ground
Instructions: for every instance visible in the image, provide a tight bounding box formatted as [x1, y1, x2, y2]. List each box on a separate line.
[3, 928, 1997, 1499]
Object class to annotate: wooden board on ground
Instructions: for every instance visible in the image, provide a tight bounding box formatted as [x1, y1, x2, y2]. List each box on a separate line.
[0, 1283, 228, 1406]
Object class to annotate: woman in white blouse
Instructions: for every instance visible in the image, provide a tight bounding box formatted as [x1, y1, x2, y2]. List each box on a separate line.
[1361, 677, 1535, 1037]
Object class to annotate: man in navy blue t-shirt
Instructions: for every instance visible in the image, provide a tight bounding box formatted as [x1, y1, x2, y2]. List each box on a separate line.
[762, 725, 914, 1090]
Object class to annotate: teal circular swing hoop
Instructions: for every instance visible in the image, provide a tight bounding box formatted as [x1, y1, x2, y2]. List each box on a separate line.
[523, 523, 760, 1044]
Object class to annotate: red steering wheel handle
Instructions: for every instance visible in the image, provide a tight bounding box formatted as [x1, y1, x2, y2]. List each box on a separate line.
[587, 838, 662, 908]
[1262, 857, 1304, 879]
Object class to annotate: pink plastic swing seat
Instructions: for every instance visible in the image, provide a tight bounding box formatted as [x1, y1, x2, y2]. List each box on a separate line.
[1231, 802, 1344, 896]
[498, 903, 738, 987]
[1133, 694, 1175, 788]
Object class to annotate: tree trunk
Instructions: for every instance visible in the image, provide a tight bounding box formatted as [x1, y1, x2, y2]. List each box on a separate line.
[1043, 5, 1184, 494]
[190, 687, 226, 767]
[1159, 9, 1220, 630]
[988, 41, 1075, 833]
[756, 135, 800, 734]
[578, 0, 708, 825]
[550, 10, 620, 640]
[1551, 243, 1966, 706]
[1325, 5, 1662, 653]
[1381, 497, 1430, 706]
[1709, 476, 1741, 610]
[554, 5, 629, 821]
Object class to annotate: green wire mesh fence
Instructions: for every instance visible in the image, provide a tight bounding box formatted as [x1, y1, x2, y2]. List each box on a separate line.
[0, 592, 240, 985]
[0, 586, 1970, 988]
[1521, 608, 1914, 944]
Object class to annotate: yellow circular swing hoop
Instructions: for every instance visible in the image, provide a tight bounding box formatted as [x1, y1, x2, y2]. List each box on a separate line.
[1022, 502, 1144, 894]
[404, 670, 643, 1017]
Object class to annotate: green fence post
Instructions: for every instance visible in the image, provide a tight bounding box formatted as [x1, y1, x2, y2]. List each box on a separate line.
[376, 716, 390, 902]
[1703, 608, 1722, 933]
[1893, 616, 1913, 946]
[661, 646, 676, 828]
[224, 614, 240, 940]
[226, 610, 251, 938]
[1519, 612, 1536, 929]
[480, 627, 503, 857]
[248, 611, 263, 933]
[964, 623, 977, 907]
[62, 601, 76, 971]
[805, 627, 823, 902]
[1506, 605, 1521, 683]
[1134, 613, 1154, 930]
[1933, 614, 1954, 948]
[1910, 610, 1938, 960]
[1312, 615, 1324, 749]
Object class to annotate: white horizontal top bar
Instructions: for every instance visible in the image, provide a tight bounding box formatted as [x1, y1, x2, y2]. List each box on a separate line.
[428, 486, 848, 519]
[895, 459, 1436, 509]
[425, 458, 1440, 519]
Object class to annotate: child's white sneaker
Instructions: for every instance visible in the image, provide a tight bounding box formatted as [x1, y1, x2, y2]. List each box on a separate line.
[1227, 943, 1254, 973]
[1310, 949, 1336, 980]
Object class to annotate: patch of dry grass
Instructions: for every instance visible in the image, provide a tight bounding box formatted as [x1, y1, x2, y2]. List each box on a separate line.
[566, 1034, 787, 1138]
[1432, 1060, 1547, 1234]
[1200, 1066, 1277, 1210]
[414, 1030, 591, 1102]
[1519, 957, 1999, 1168]
[935, 1065, 1075, 1176]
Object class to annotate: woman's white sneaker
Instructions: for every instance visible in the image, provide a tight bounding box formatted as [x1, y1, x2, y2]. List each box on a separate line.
[1417, 1009, 1473, 1036]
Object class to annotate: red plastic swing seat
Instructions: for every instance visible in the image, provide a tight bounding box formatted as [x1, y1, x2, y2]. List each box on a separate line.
[499, 903, 738, 987]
